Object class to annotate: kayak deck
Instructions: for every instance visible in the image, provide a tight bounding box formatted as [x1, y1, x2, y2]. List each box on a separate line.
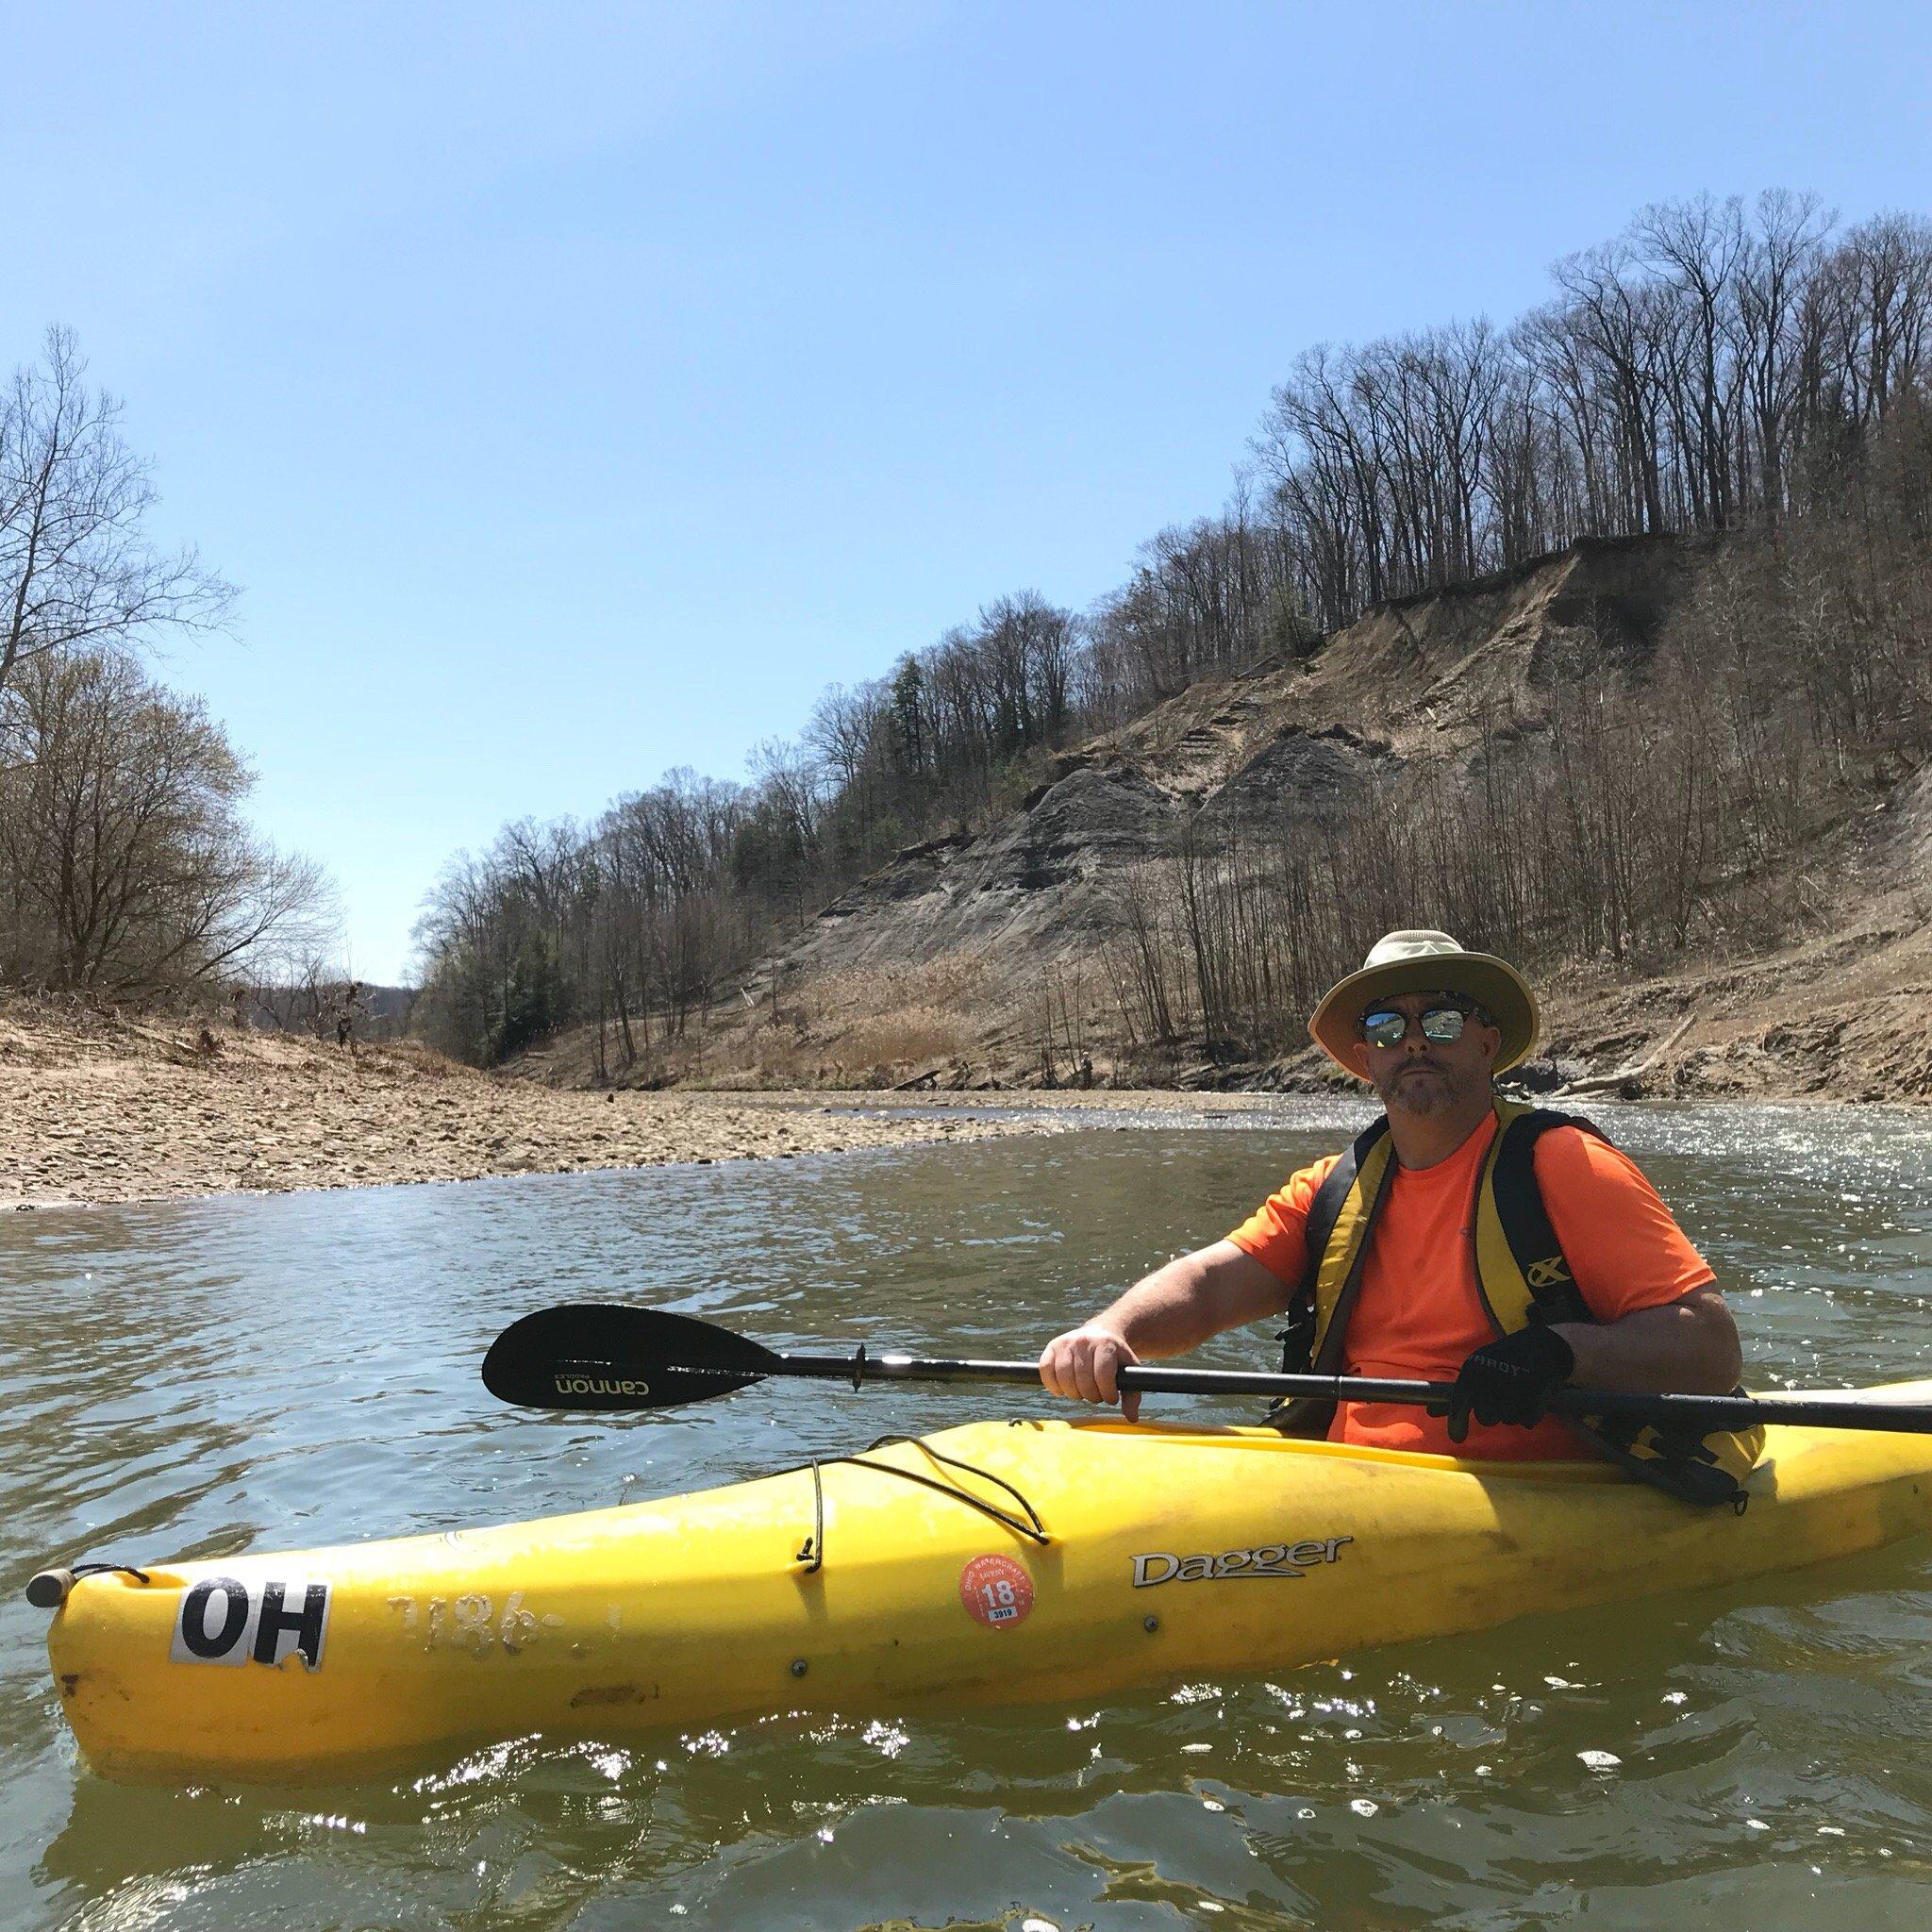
[45, 1390, 1932, 1784]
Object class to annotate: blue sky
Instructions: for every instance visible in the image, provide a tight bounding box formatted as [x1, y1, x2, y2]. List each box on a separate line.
[8, 2, 1929, 981]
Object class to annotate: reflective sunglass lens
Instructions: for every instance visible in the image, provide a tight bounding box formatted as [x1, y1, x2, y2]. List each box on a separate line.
[1361, 1011, 1407, 1047]
[1420, 1008, 1467, 1042]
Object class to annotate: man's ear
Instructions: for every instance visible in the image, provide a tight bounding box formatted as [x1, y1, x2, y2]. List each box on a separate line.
[1342, 1037, 1373, 1081]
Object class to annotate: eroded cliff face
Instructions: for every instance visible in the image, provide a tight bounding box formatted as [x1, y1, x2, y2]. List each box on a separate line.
[515, 525, 1925, 1099]
[777, 533, 1714, 985]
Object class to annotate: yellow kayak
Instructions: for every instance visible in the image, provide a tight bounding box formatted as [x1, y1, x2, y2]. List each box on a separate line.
[42, 1388, 1932, 1785]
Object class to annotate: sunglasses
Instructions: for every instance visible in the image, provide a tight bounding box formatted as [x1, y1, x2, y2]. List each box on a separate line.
[1358, 1003, 1485, 1049]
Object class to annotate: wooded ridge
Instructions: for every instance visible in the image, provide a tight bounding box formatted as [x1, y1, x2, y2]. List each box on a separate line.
[404, 191, 1932, 1097]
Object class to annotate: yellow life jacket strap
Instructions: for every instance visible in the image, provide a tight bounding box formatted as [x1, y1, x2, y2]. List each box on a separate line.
[1271, 1119, 1398, 1438]
[1471, 1098, 1594, 1336]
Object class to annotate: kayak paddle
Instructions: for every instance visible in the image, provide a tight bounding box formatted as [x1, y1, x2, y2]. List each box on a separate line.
[482, 1304, 1932, 1437]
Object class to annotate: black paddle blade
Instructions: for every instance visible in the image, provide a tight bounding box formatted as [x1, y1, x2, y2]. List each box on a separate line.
[481, 1304, 779, 1412]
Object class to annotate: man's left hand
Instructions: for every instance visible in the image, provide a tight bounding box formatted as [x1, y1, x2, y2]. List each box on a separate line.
[1439, 1325, 1576, 1442]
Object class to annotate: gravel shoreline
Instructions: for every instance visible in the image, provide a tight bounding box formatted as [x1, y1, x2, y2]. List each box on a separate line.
[1, 1023, 1058, 1210]
[12, 975, 1918, 1212]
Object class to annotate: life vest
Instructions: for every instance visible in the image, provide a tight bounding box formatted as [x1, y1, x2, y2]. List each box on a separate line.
[1270, 1099, 1762, 1508]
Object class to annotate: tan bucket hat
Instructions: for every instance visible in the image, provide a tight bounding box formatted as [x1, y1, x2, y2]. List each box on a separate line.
[1308, 929, 1540, 1077]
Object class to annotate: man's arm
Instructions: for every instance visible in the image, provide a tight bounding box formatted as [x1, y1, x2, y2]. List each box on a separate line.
[1553, 1285, 1742, 1394]
[1039, 1240, 1291, 1423]
[1444, 1284, 1745, 1442]
[1534, 1128, 1740, 1396]
[1441, 1129, 1752, 1439]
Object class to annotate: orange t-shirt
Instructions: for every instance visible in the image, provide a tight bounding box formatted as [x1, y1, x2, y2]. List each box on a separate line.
[1226, 1112, 1714, 1460]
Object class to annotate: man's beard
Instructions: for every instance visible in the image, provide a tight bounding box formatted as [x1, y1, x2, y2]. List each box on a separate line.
[1374, 1058, 1481, 1117]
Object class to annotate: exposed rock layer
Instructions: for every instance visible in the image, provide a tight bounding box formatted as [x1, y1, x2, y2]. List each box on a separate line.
[783, 534, 1717, 982]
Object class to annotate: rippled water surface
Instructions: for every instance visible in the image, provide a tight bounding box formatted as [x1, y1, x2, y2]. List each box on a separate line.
[7, 1101, 1932, 1929]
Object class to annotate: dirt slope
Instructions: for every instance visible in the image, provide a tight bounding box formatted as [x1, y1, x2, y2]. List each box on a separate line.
[771, 534, 1713, 990]
[520, 531, 1926, 1102]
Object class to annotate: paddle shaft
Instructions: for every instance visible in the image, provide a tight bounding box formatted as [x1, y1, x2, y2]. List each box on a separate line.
[771, 1348, 1932, 1436]
[483, 1307, 1932, 1436]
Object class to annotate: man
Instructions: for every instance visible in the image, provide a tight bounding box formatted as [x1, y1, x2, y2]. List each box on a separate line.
[336, 981, 365, 1052]
[1040, 931, 1757, 1503]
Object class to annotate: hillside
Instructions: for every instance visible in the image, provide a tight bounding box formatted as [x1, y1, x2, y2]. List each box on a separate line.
[511, 530, 1928, 1104]
[784, 535, 1711, 980]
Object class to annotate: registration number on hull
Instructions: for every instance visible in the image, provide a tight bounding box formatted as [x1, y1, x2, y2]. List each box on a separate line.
[1130, 1537, 1352, 1587]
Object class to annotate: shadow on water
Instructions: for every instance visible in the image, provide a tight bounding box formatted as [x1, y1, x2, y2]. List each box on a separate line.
[7, 1102, 1932, 1929]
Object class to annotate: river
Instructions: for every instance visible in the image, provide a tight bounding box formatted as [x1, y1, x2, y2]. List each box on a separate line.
[6, 1100, 1931, 1928]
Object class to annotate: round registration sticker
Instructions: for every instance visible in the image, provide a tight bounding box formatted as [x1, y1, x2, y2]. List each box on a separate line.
[959, 1554, 1034, 1631]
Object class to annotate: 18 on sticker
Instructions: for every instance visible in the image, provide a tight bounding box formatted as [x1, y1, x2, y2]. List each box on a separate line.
[170, 1576, 332, 1670]
[959, 1554, 1034, 1631]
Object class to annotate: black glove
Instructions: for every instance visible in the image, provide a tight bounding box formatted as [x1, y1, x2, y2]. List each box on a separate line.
[1439, 1324, 1575, 1443]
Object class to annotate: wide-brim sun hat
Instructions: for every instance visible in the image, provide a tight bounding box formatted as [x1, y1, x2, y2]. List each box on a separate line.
[1308, 929, 1540, 1077]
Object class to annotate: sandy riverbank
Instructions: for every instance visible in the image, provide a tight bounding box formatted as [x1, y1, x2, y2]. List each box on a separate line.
[8, 941, 1926, 1212]
[0, 1003, 1057, 1209]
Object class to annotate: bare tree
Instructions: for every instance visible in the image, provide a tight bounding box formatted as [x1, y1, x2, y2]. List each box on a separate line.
[0, 328, 234, 710]
[0, 646, 336, 991]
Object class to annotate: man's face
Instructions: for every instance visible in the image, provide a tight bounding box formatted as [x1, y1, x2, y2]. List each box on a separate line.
[1345, 990, 1501, 1118]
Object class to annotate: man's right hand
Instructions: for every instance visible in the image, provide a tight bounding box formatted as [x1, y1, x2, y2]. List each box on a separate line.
[1038, 1324, 1143, 1424]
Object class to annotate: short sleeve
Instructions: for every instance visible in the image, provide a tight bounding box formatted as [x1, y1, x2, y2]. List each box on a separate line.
[1534, 1127, 1715, 1321]
[1226, 1155, 1342, 1291]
